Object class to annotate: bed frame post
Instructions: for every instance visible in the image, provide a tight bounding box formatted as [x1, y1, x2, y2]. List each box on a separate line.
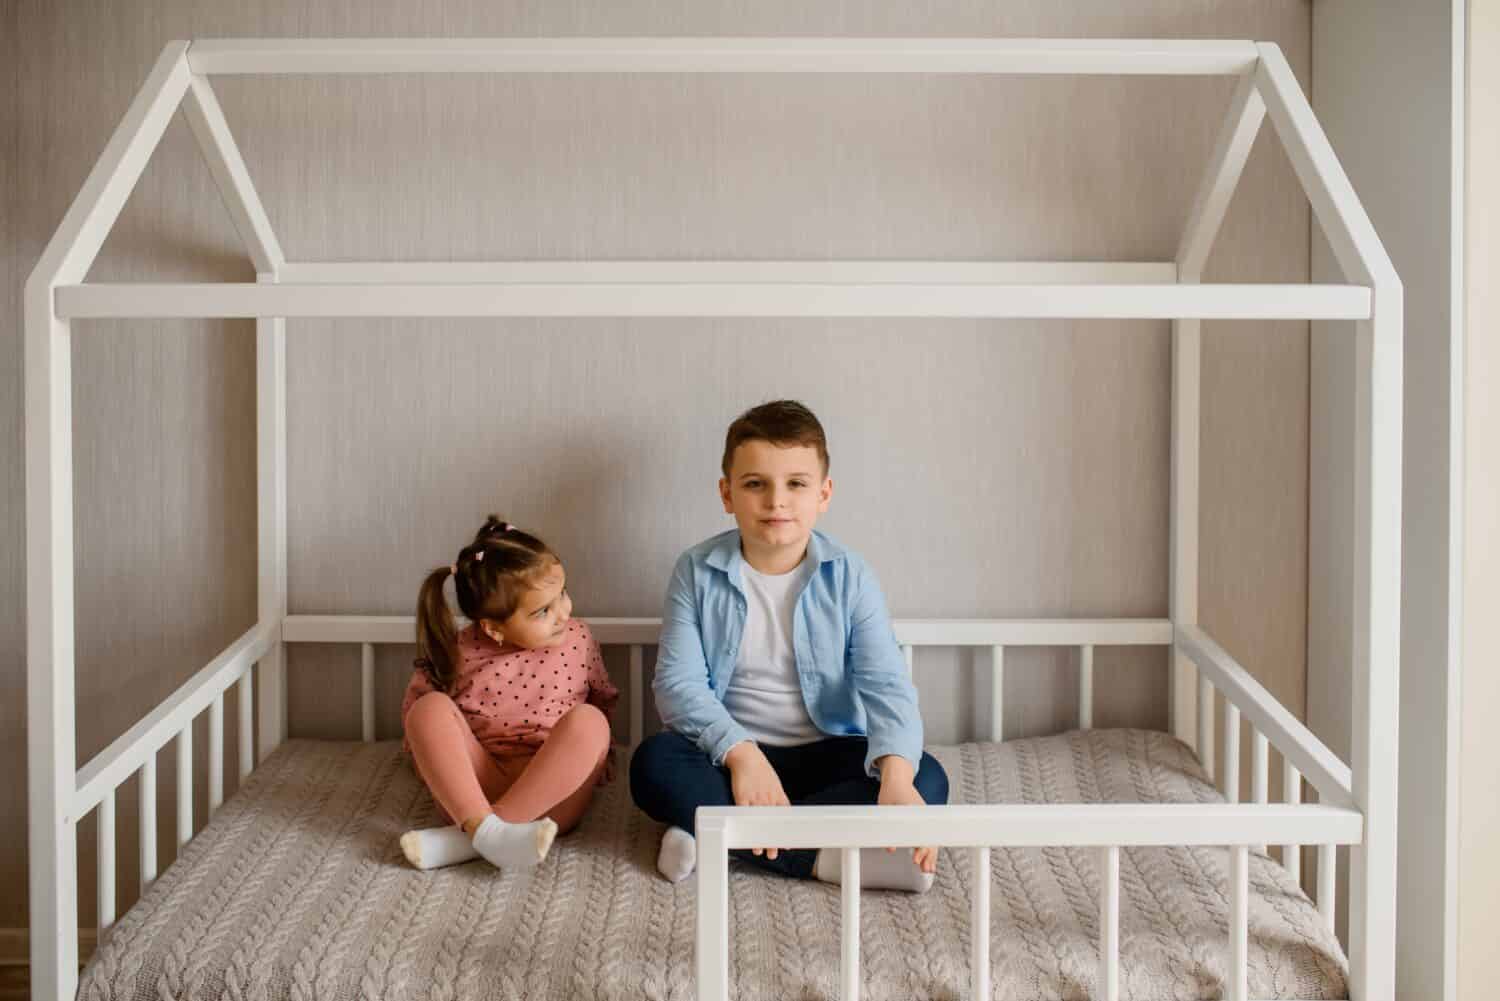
[256, 284, 288, 759]
[1171, 68, 1267, 757]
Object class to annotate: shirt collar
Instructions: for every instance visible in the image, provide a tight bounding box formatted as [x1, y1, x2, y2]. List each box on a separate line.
[705, 529, 846, 589]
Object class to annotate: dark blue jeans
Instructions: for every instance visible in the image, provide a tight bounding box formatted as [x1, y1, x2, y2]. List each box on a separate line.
[629, 731, 950, 879]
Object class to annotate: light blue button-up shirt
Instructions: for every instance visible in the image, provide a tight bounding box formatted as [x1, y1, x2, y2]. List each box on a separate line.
[652, 528, 924, 777]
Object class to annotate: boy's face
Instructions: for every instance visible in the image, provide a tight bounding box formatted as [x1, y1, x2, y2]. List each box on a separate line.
[719, 440, 833, 557]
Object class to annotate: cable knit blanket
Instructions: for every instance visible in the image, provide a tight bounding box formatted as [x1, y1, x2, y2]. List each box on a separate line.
[79, 730, 1347, 1001]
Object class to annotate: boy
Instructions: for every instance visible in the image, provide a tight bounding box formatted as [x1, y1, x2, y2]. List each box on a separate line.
[629, 400, 948, 889]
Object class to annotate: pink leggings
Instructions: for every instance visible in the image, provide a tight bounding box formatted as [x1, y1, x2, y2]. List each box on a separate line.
[405, 692, 611, 834]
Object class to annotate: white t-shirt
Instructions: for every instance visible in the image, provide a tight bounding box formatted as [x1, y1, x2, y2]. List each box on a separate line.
[721, 558, 824, 747]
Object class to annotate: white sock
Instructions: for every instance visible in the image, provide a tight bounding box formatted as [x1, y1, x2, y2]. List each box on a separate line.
[470, 813, 558, 870]
[813, 847, 936, 893]
[657, 826, 696, 883]
[400, 824, 479, 870]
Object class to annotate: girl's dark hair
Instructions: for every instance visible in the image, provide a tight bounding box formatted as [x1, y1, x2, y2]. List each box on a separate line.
[415, 516, 557, 691]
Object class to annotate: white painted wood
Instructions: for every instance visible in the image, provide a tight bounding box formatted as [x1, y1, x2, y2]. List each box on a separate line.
[21, 41, 191, 1001]
[257, 276, 288, 762]
[186, 37, 1260, 77]
[1198, 677, 1216, 779]
[96, 791, 115, 932]
[1223, 703, 1241, 803]
[361, 643, 376, 742]
[901, 644, 914, 678]
[841, 848, 860, 1001]
[1251, 729, 1269, 852]
[176, 726, 193, 850]
[1176, 70, 1268, 281]
[55, 281, 1374, 321]
[970, 846, 990, 1001]
[1318, 843, 1337, 932]
[181, 75, 284, 272]
[238, 670, 253, 782]
[989, 646, 1005, 743]
[138, 758, 156, 891]
[1230, 845, 1250, 1001]
[696, 816, 729, 1001]
[1176, 624, 1353, 804]
[1282, 760, 1302, 883]
[73, 623, 271, 816]
[1078, 645, 1095, 729]
[1099, 845, 1120, 1001]
[1170, 316, 1201, 752]
[629, 645, 644, 751]
[281, 260, 1177, 285]
[697, 803, 1363, 850]
[208, 695, 224, 813]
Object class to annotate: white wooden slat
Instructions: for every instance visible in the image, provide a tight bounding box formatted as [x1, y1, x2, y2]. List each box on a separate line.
[238, 669, 254, 781]
[1078, 644, 1095, 729]
[209, 694, 224, 813]
[187, 37, 1261, 77]
[256, 286, 288, 762]
[1251, 729, 1269, 854]
[1281, 760, 1303, 883]
[629, 645, 644, 750]
[139, 758, 157, 891]
[57, 281, 1373, 321]
[901, 644, 914, 678]
[361, 642, 376, 742]
[970, 846, 990, 1001]
[176, 725, 193, 849]
[842, 848, 861, 1001]
[1176, 70, 1268, 280]
[1223, 703, 1241, 803]
[1318, 843, 1337, 932]
[1230, 845, 1250, 1001]
[1099, 845, 1120, 1001]
[96, 790, 115, 932]
[181, 75, 284, 272]
[1198, 676, 1216, 779]
[696, 817, 729, 1001]
[283, 614, 663, 646]
[1170, 314, 1201, 753]
[989, 645, 1005, 743]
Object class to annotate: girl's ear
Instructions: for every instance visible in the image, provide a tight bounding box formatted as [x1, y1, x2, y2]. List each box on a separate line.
[478, 619, 506, 646]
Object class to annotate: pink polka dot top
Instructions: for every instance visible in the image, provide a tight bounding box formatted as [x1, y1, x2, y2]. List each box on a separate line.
[401, 618, 619, 758]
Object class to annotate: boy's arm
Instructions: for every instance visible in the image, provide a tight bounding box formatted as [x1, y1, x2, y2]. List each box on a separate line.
[845, 561, 924, 778]
[653, 553, 753, 765]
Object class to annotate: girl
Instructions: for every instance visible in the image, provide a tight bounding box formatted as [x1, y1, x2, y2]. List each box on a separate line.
[398, 516, 618, 871]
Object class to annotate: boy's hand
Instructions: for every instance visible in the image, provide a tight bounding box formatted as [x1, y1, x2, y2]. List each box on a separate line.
[876, 755, 939, 874]
[724, 741, 791, 859]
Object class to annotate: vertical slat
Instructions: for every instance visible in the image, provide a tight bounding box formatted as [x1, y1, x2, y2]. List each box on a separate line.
[970, 846, 990, 1001]
[842, 848, 861, 1001]
[989, 645, 1005, 743]
[629, 645, 644, 750]
[256, 282, 288, 762]
[361, 642, 376, 742]
[1197, 676, 1216, 779]
[139, 757, 157, 891]
[1251, 729, 1268, 853]
[1318, 843, 1337, 932]
[1230, 845, 1250, 1001]
[1078, 644, 1095, 730]
[176, 725, 193, 849]
[97, 790, 116, 932]
[901, 643, 914, 677]
[208, 694, 224, 813]
[696, 817, 729, 1001]
[1099, 845, 1120, 1001]
[1281, 760, 1303, 882]
[238, 669, 253, 781]
[1223, 702, 1241, 803]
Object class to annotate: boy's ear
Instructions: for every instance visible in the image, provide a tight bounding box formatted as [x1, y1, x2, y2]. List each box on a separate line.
[478, 619, 505, 646]
[719, 477, 733, 514]
[818, 477, 833, 513]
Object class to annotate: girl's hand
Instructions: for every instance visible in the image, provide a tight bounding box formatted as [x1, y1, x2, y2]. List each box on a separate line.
[877, 756, 939, 874]
[596, 749, 616, 786]
[724, 741, 791, 859]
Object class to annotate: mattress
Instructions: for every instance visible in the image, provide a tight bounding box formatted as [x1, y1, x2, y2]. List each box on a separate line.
[79, 729, 1347, 1001]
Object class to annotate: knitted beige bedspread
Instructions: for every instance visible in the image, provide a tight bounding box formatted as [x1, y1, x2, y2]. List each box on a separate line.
[79, 729, 1347, 1001]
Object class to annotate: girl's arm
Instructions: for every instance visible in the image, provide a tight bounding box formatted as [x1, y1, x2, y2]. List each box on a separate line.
[580, 623, 621, 717]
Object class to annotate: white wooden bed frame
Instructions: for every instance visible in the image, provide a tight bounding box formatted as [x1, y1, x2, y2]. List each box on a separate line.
[25, 38, 1401, 1001]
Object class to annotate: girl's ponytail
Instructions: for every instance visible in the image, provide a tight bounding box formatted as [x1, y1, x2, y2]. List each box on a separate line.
[415, 566, 459, 691]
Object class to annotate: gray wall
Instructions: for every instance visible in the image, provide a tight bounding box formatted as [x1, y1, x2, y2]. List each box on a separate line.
[3, 0, 1312, 932]
[1309, 1, 1461, 988]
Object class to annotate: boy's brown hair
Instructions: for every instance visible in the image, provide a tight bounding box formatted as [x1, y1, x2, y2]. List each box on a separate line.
[721, 400, 830, 477]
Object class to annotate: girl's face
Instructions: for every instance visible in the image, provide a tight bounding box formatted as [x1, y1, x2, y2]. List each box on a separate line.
[480, 561, 573, 649]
